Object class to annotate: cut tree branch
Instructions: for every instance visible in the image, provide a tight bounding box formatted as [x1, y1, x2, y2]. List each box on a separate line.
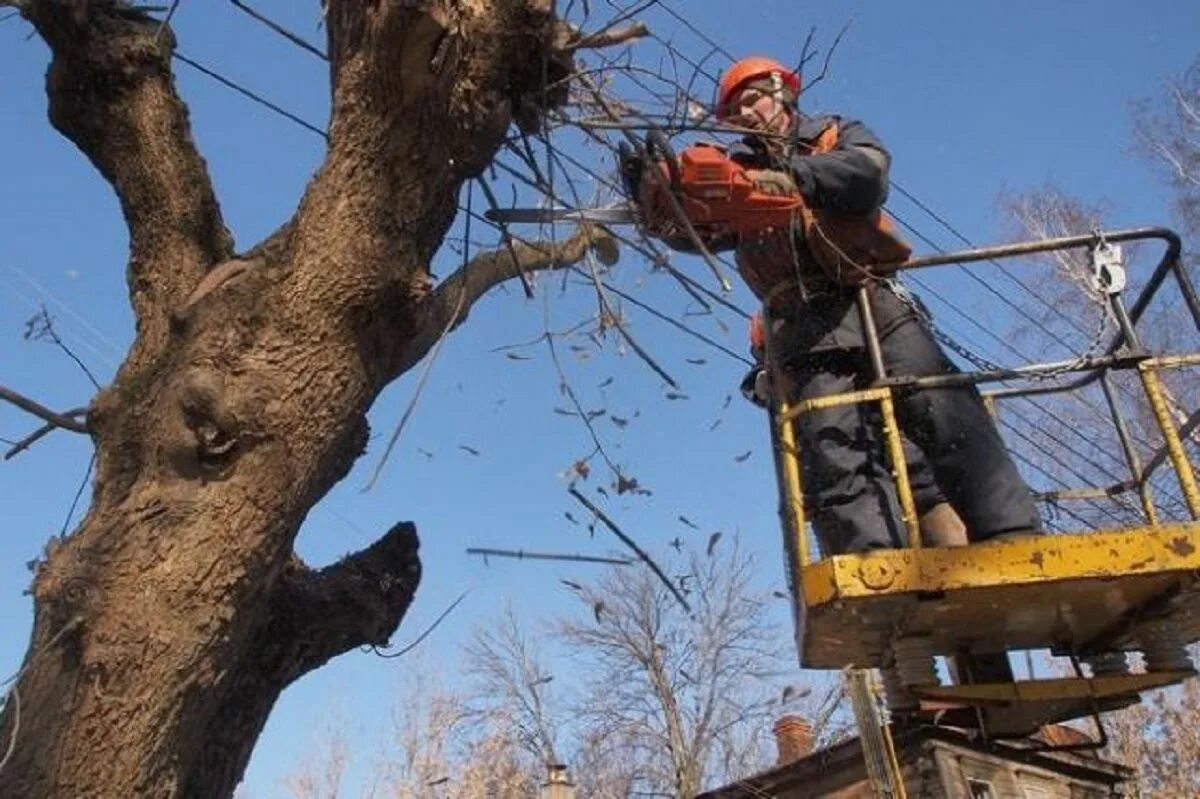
[0, 387, 89, 434]
[271, 521, 422, 674]
[391, 224, 617, 379]
[21, 1, 234, 360]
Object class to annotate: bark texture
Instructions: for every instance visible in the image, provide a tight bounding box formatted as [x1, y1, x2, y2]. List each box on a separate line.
[0, 1, 604, 796]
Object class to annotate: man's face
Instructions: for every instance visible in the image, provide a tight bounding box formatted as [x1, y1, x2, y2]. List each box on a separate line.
[729, 85, 792, 134]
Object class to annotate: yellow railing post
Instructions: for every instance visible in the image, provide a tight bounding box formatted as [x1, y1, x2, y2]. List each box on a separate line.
[775, 398, 810, 568]
[879, 392, 921, 550]
[1138, 362, 1200, 519]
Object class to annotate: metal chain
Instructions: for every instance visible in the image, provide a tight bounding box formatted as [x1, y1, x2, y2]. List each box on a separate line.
[879, 233, 1119, 383]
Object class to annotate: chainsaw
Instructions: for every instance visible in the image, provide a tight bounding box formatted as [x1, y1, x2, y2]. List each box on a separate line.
[486, 131, 806, 237]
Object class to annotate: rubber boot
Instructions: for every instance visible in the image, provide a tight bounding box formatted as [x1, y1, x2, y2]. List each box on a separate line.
[918, 502, 968, 548]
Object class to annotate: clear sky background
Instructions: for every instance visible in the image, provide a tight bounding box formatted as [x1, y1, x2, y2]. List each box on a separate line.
[2, 1, 1197, 795]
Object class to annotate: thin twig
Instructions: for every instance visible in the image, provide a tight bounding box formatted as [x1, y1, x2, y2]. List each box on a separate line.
[581, 269, 753, 366]
[371, 590, 471, 659]
[60, 451, 96, 537]
[363, 275, 467, 492]
[26, 307, 102, 389]
[541, 145, 679, 388]
[801, 19, 852, 93]
[546, 331, 621, 476]
[568, 486, 690, 612]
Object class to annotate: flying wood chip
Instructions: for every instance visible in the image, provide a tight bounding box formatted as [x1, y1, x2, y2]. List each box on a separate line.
[664, 392, 689, 401]
[677, 515, 699, 530]
[686, 358, 707, 365]
[505, 352, 532, 360]
[459, 445, 481, 456]
[611, 415, 629, 428]
[706, 531, 723, 556]
[734, 450, 752, 463]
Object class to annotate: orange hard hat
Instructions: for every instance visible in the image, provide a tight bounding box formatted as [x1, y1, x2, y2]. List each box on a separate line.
[716, 56, 801, 120]
[749, 311, 766, 351]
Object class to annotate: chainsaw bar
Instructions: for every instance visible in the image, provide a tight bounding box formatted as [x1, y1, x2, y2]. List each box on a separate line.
[485, 205, 638, 225]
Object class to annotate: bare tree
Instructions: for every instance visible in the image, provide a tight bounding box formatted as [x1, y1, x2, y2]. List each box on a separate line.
[464, 607, 564, 770]
[366, 671, 536, 799]
[556, 538, 813, 799]
[1134, 57, 1200, 240]
[0, 2, 632, 795]
[1101, 665, 1200, 797]
[283, 724, 349, 799]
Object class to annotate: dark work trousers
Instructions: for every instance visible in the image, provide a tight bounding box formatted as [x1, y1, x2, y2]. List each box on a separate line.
[768, 281, 1041, 555]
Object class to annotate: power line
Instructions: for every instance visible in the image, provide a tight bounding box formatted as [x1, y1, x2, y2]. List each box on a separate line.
[172, 51, 328, 140]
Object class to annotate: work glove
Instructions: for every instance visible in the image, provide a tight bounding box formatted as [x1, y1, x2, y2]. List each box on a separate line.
[746, 169, 797, 197]
[617, 142, 645, 201]
[739, 365, 771, 409]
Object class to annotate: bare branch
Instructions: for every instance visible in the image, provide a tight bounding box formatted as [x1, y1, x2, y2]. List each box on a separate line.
[566, 21, 649, 52]
[4, 408, 89, 460]
[395, 224, 617, 378]
[24, 307, 101, 389]
[0, 386, 89, 434]
[567, 486, 690, 612]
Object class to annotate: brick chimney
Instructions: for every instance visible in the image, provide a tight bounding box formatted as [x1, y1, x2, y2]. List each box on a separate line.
[540, 763, 577, 799]
[773, 715, 815, 765]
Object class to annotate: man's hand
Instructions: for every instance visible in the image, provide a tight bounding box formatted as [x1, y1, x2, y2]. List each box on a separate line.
[740, 365, 771, 408]
[746, 169, 797, 197]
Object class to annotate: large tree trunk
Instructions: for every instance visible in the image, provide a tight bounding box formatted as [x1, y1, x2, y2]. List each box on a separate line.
[0, 2, 603, 795]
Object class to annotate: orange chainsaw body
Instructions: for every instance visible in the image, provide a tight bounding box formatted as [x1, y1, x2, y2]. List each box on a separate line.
[642, 142, 805, 235]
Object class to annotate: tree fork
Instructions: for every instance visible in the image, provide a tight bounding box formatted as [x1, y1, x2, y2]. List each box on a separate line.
[0, 0, 598, 795]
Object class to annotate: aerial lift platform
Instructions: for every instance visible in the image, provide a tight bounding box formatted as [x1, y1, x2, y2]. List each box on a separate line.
[768, 228, 1200, 743]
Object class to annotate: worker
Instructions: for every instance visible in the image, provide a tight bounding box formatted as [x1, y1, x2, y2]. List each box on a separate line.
[640, 56, 1041, 555]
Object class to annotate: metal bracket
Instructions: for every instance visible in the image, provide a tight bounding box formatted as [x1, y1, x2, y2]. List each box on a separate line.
[1089, 240, 1127, 295]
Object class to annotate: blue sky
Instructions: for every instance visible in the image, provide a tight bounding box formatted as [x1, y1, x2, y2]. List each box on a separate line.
[2, 1, 1197, 795]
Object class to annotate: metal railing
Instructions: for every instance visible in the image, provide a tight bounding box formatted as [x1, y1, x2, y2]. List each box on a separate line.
[770, 228, 1200, 568]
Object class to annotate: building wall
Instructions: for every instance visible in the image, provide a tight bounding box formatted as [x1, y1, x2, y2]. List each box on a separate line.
[930, 742, 1124, 799]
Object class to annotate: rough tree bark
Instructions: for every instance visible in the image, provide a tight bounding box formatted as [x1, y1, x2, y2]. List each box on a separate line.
[0, 1, 615, 796]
